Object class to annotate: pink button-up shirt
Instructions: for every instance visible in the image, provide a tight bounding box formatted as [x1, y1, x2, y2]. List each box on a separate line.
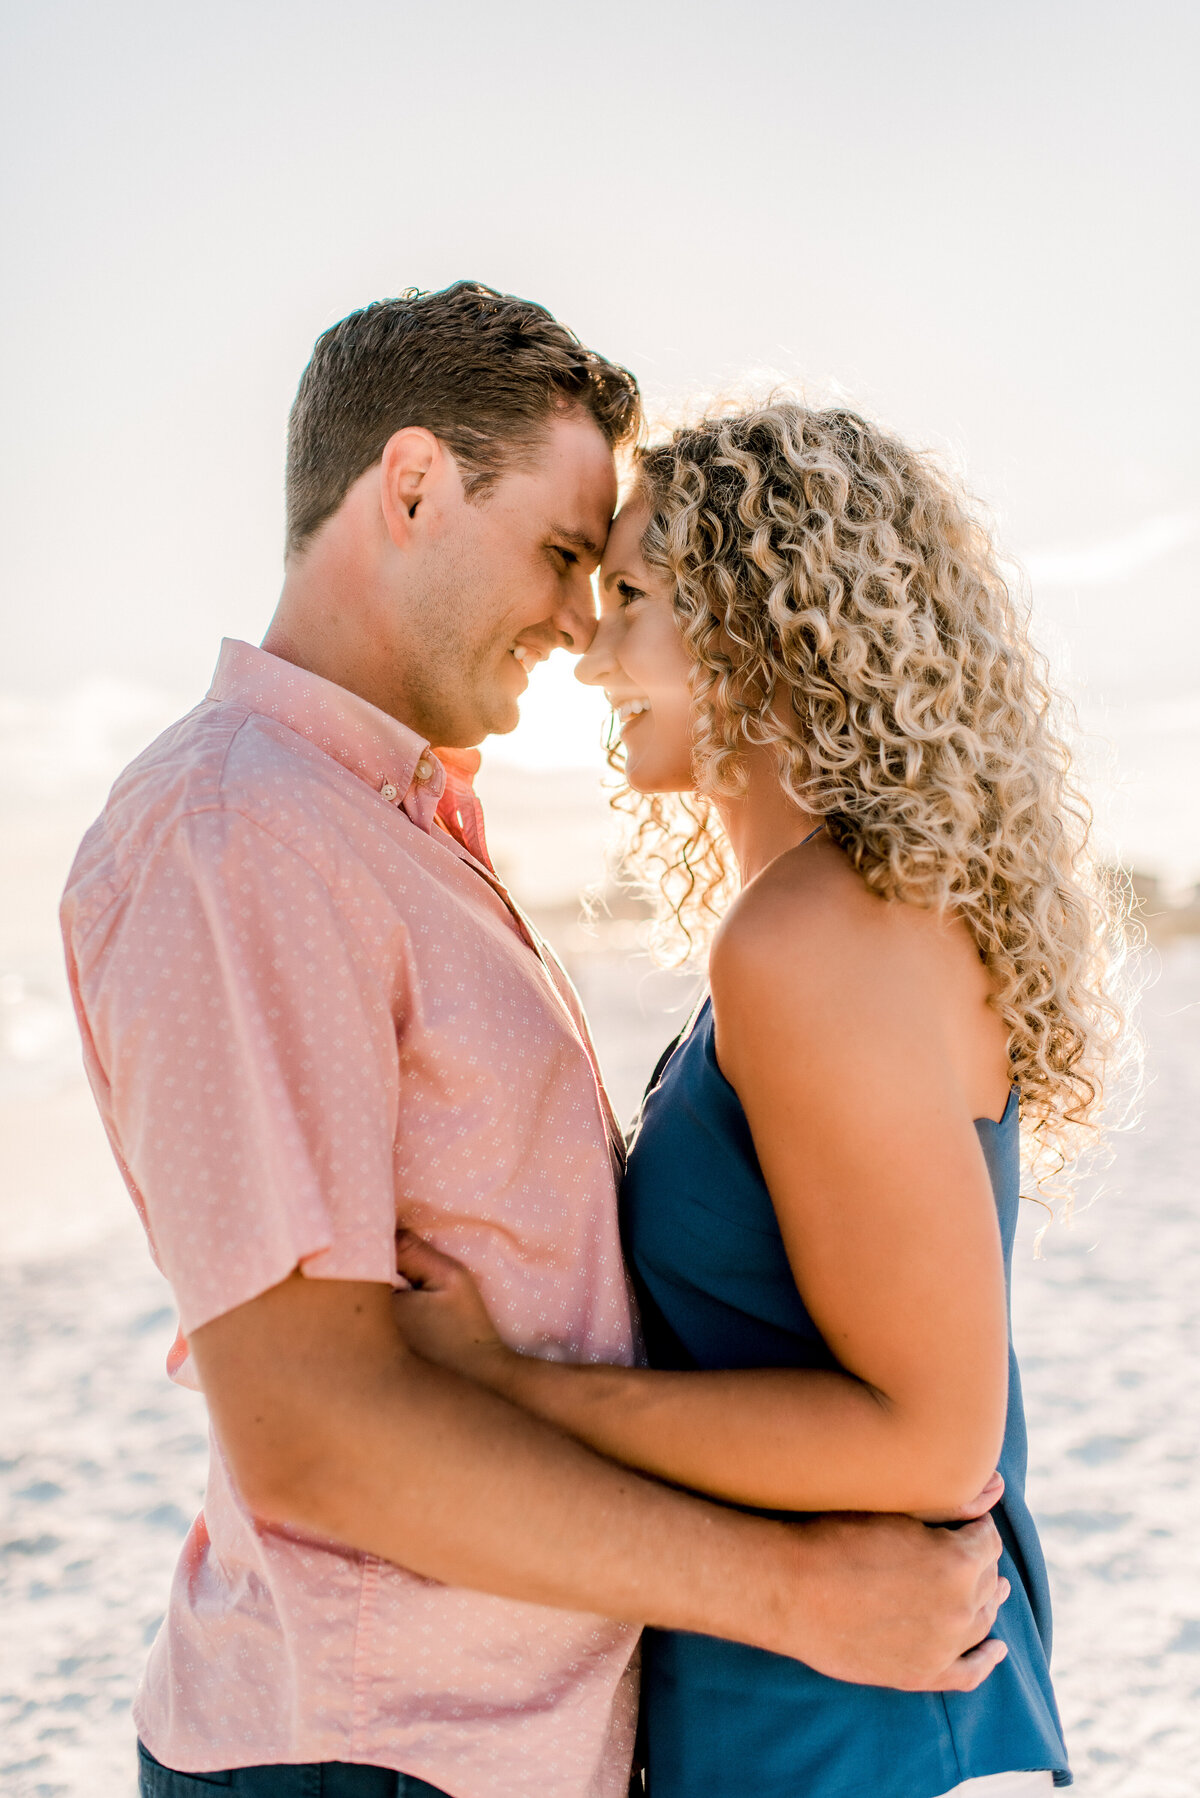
[61, 640, 638, 1798]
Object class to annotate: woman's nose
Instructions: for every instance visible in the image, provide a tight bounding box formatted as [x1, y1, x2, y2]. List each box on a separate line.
[575, 613, 620, 686]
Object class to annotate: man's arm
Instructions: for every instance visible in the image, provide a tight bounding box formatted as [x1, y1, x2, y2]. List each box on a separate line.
[190, 1271, 1009, 1693]
[77, 807, 1007, 1692]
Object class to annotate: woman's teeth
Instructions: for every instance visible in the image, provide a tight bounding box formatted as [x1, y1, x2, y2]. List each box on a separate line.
[617, 700, 649, 725]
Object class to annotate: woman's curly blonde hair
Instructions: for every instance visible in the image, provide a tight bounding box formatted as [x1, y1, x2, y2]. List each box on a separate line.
[611, 400, 1137, 1197]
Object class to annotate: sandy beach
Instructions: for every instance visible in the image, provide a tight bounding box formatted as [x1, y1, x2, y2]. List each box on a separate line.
[4, 0, 1197, 1788]
[3, 757, 1199, 1797]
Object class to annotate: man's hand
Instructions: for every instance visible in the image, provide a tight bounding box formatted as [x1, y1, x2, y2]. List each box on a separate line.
[766, 1510, 1008, 1691]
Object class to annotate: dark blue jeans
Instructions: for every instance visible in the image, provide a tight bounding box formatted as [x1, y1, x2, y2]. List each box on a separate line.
[137, 1741, 452, 1797]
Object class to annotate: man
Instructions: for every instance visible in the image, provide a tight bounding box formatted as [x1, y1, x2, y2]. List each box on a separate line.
[62, 283, 1007, 1798]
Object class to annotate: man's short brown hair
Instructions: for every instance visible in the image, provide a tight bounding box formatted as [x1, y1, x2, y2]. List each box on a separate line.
[285, 281, 642, 555]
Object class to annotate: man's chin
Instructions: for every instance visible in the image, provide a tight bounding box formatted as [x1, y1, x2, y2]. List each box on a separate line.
[477, 688, 523, 742]
[437, 693, 521, 750]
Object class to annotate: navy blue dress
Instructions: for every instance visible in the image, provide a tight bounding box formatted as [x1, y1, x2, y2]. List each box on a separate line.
[621, 998, 1071, 1797]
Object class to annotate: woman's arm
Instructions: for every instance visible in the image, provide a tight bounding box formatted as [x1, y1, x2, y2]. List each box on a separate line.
[390, 1265, 999, 1516]
[394, 869, 1011, 1517]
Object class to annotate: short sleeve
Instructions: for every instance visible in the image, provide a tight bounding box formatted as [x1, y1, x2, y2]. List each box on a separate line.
[78, 807, 402, 1333]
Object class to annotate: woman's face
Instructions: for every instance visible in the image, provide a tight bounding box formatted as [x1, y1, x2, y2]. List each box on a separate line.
[576, 501, 696, 793]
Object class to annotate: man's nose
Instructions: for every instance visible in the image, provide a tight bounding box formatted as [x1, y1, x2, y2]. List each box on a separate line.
[554, 576, 600, 655]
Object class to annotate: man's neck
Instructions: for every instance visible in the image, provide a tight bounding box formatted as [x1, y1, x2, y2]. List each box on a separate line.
[262, 576, 434, 739]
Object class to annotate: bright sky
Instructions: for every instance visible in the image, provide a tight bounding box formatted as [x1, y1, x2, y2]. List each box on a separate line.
[2, 0, 1197, 866]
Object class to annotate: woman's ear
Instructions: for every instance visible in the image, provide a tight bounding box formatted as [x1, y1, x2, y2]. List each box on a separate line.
[378, 427, 441, 548]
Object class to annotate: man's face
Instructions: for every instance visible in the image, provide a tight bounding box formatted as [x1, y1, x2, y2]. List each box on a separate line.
[397, 411, 618, 747]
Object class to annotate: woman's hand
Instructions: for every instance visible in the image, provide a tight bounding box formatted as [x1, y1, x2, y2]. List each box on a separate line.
[391, 1230, 515, 1386]
[911, 1471, 1005, 1526]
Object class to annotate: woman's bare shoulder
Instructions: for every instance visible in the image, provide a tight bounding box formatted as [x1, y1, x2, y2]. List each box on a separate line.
[713, 841, 892, 994]
[710, 840, 981, 1061]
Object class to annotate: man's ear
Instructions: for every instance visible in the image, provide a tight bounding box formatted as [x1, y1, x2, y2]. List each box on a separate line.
[378, 427, 441, 549]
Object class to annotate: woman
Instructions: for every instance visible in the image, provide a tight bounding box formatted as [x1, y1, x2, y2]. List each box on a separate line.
[392, 402, 1131, 1796]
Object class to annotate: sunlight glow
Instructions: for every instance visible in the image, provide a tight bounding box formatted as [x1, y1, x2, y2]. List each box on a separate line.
[486, 656, 612, 770]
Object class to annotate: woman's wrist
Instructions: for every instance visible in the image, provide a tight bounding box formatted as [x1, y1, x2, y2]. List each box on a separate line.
[467, 1339, 526, 1398]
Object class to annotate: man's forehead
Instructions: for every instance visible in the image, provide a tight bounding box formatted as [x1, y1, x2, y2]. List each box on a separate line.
[493, 420, 616, 563]
[532, 412, 616, 501]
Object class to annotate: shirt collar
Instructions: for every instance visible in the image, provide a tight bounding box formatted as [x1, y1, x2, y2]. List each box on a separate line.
[207, 640, 490, 860]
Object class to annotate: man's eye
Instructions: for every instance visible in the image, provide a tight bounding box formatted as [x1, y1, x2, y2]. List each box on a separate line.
[554, 546, 579, 567]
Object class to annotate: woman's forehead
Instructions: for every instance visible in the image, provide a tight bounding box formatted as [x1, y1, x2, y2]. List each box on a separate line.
[600, 500, 652, 571]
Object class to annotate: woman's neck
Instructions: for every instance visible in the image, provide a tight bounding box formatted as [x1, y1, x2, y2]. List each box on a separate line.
[712, 743, 823, 888]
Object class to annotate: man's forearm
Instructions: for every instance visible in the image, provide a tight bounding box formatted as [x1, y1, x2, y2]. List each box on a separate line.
[294, 1344, 800, 1646]
[191, 1273, 1007, 1690]
[194, 1274, 795, 1650]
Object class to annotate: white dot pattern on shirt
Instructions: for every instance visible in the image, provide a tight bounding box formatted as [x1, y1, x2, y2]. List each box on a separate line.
[62, 647, 638, 1798]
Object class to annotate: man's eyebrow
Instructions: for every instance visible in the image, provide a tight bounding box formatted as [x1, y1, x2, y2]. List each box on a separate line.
[549, 525, 603, 560]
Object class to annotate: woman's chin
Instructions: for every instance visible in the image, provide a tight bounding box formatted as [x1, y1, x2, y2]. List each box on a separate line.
[624, 754, 693, 797]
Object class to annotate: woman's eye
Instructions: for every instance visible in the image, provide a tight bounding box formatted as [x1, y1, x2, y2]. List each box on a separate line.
[616, 580, 642, 607]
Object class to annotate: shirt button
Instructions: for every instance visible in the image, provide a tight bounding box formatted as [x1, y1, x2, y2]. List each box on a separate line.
[380, 781, 398, 802]
[414, 758, 434, 783]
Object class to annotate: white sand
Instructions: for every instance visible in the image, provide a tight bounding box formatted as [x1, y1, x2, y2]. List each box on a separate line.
[3, 764, 1198, 1797]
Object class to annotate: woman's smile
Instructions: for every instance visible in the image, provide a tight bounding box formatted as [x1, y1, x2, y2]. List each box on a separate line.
[613, 697, 651, 734]
[576, 502, 695, 792]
